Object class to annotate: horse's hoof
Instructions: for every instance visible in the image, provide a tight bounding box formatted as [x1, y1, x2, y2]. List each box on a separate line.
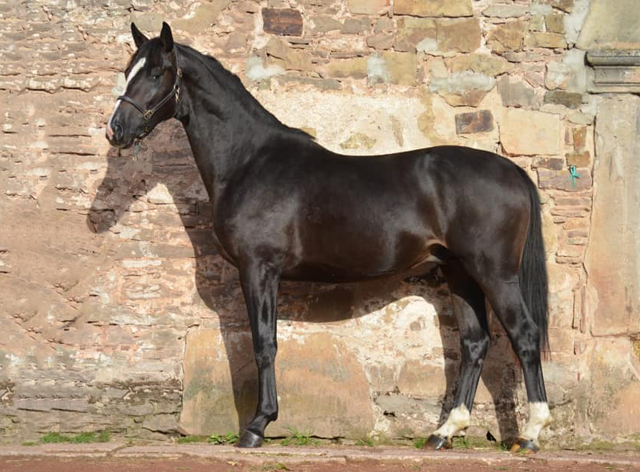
[236, 429, 264, 448]
[510, 438, 539, 454]
[423, 434, 451, 451]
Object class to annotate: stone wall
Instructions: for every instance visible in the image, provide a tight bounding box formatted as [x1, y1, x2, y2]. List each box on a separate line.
[1, 0, 639, 444]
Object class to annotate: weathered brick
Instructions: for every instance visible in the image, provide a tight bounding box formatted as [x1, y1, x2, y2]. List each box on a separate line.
[262, 8, 304, 36]
[538, 168, 592, 191]
[455, 110, 494, 134]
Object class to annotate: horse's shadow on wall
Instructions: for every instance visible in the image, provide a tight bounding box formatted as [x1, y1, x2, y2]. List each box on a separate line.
[88, 123, 521, 442]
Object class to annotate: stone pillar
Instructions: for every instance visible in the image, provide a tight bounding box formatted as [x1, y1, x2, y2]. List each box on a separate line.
[585, 96, 640, 336]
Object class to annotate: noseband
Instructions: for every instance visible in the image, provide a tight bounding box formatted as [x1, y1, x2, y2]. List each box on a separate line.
[117, 67, 183, 135]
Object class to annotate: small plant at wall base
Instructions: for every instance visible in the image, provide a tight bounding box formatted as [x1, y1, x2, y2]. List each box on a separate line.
[280, 428, 318, 446]
[40, 431, 110, 444]
[208, 432, 240, 445]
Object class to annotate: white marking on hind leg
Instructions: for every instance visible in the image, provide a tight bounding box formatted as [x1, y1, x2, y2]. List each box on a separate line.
[521, 402, 551, 442]
[433, 405, 470, 439]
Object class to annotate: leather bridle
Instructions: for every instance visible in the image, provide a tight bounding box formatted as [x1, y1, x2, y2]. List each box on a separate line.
[116, 67, 183, 135]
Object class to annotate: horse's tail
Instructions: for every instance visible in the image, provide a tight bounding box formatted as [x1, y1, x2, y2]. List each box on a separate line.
[515, 166, 549, 357]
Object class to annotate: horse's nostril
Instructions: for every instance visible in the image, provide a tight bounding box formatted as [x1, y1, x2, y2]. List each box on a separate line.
[113, 122, 124, 140]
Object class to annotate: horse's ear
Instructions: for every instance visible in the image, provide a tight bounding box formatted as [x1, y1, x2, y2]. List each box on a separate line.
[160, 22, 174, 53]
[131, 22, 148, 48]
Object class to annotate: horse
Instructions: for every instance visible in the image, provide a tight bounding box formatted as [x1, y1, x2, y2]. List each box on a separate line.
[105, 22, 551, 453]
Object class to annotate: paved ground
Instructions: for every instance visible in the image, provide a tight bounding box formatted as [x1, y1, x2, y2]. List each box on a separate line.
[1, 444, 639, 472]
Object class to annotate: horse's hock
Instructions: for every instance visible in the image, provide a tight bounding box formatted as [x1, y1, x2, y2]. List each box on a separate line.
[1, 0, 639, 445]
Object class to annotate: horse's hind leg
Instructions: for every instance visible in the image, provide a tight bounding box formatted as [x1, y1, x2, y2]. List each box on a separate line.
[425, 259, 490, 450]
[483, 280, 549, 453]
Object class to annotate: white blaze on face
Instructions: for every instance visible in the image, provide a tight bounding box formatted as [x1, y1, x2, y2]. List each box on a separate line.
[521, 402, 551, 442]
[106, 57, 147, 139]
[433, 404, 471, 438]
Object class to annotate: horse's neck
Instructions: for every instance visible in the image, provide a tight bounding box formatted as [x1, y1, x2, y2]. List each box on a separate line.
[176, 52, 274, 202]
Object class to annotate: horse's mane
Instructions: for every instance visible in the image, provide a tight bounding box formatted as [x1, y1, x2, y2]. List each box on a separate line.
[176, 44, 314, 140]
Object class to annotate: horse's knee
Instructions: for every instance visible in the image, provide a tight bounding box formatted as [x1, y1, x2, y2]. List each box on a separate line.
[461, 332, 490, 365]
[254, 341, 277, 368]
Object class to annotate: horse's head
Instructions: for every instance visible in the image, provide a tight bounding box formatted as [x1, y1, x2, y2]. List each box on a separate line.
[106, 22, 181, 149]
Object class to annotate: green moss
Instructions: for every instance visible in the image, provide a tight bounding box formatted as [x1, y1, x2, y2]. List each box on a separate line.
[355, 437, 375, 447]
[177, 435, 209, 444]
[413, 437, 427, 449]
[280, 428, 318, 446]
[40, 431, 110, 444]
[208, 432, 239, 445]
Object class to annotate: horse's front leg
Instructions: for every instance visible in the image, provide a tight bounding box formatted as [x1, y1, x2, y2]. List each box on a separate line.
[236, 258, 281, 448]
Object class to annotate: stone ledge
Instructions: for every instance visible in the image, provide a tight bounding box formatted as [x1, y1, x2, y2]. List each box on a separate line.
[586, 50, 640, 93]
[1, 444, 640, 467]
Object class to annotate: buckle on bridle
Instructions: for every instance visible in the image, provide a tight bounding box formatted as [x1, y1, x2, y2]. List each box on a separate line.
[117, 64, 182, 137]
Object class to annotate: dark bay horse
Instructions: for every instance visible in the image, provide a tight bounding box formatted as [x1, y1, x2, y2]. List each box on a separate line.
[105, 22, 551, 453]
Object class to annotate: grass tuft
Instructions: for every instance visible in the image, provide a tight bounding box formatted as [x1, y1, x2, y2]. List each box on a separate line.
[208, 432, 240, 445]
[281, 428, 318, 447]
[178, 435, 209, 444]
[40, 431, 110, 444]
[413, 437, 427, 449]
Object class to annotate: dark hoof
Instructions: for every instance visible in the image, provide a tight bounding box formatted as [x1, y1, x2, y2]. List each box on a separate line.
[236, 429, 264, 448]
[423, 434, 451, 451]
[510, 438, 539, 454]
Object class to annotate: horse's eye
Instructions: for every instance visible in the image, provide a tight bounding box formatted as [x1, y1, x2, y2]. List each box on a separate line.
[152, 74, 160, 80]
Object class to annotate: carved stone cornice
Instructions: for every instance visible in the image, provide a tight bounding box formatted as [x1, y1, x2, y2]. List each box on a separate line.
[586, 50, 640, 93]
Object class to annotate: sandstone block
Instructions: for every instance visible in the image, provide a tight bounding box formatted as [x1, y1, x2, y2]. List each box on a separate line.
[179, 328, 374, 437]
[437, 18, 481, 53]
[482, 5, 529, 18]
[500, 108, 561, 155]
[577, 0, 640, 50]
[541, 0, 574, 13]
[395, 17, 437, 53]
[394, 0, 472, 18]
[544, 91, 583, 109]
[455, 110, 494, 134]
[348, 0, 389, 15]
[430, 72, 495, 107]
[545, 14, 565, 34]
[487, 20, 526, 53]
[537, 168, 592, 191]
[380, 51, 418, 86]
[566, 151, 591, 167]
[446, 53, 513, 77]
[327, 57, 368, 79]
[525, 32, 568, 49]
[312, 16, 342, 34]
[497, 76, 539, 108]
[262, 8, 303, 36]
[367, 33, 394, 50]
[266, 37, 313, 71]
[534, 157, 564, 170]
[572, 126, 588, 150]
[173, 0, 231, 32]
[343, 18, 372, 34]
[586, 96, 640, 337]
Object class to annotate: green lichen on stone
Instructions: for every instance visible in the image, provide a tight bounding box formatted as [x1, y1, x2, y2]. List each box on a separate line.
[340, 133, 376, 150]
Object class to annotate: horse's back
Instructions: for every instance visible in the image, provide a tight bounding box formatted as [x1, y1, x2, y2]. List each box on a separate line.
[218, 139, 532, 282]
